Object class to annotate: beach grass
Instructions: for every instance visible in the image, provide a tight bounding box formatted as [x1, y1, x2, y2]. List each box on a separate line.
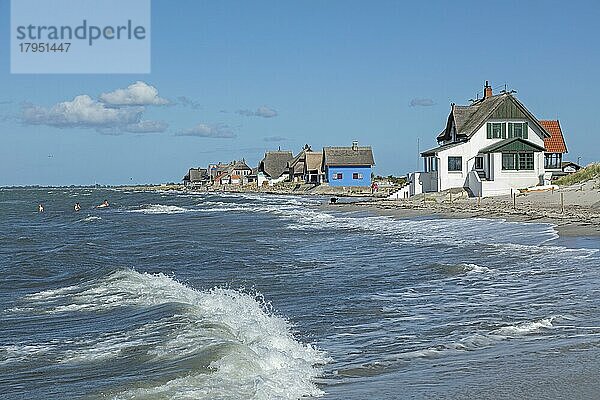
[556, 163, 600, 186]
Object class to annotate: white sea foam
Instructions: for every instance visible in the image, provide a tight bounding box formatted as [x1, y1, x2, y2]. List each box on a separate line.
[81, 216, 101, 222]
[129, 204, 192, 214]
[22, 269, 329, 399]
[25, 285, 82, 301]
[384, 315, 561, 366]
[198, 195, 561, 259]
[493, 316, 558, 336]
[0, 344, 54, 365]
[462, 263, 495, 274]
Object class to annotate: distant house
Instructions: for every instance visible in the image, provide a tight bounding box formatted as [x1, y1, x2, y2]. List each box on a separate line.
[208, 160, 252, 185]
[229, 160, 252, 178]
[288, 145, 325, 184]
[208, 162, 230, 183]
[561, 161, 581, 174]
[404, 81, 559, 198]
[214, 170, 230, 185]
[540, 120, 568, 177]
[183, 168, 209, 187]
[323, 141, 375, 187]
[258, 150, 293, 186]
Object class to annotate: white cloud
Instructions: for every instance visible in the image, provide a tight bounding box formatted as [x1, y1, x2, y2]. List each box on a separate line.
[21, 95, 142, 128]
[236, 106, 278, 118]
[177, 123, 236, 138]
[99, 81, 169, 106]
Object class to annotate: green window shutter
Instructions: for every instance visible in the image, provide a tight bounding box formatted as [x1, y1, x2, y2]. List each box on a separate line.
[501, 123, 507, 139]
[508, 123, 514, 138]
[523, 122, 528, 139]
[487, 123, 492, 139]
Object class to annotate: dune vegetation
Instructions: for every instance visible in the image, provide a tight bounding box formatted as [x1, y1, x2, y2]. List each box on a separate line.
[555, 163, 600, 186]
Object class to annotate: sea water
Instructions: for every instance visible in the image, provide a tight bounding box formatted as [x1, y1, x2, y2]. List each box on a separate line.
[1, 188, 599, 399]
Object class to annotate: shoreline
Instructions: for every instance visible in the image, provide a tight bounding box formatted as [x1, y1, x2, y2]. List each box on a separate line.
[10, 184, 599, 237]
[325, 198, 600, 237]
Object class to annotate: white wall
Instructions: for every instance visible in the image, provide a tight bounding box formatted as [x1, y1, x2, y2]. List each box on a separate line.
[436, 120, 546, 195]
[257, 172, 289, 187]
[487, 152, 544, 194]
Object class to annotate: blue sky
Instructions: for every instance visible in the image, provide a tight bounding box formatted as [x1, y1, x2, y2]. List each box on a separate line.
[1, 0, 599, 186]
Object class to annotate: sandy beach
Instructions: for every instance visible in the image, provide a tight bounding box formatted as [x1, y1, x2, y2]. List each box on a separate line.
[327, 179, 600, 237]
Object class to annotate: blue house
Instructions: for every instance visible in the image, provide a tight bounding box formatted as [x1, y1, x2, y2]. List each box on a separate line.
[323, 141, 375, 187]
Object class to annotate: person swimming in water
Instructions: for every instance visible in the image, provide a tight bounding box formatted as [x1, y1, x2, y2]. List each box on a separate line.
[96, 200, 109, 208]
[38, 204, 44, 213]
[74, 202, 81, 212]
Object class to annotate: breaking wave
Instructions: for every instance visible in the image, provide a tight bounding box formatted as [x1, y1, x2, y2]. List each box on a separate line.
[16, 269, 329, 399]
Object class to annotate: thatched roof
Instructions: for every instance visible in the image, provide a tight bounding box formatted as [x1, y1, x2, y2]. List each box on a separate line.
[288, 145, 322, 174]
[228, 160, 252, 172]
[323, 146, 375, 166]
[305, 152, 323, 172]
[259, 151, 293, 178]
[189, 168, 208, 182]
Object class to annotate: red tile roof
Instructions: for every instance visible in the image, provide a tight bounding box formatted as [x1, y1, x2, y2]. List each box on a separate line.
[540, 120, 568, 153]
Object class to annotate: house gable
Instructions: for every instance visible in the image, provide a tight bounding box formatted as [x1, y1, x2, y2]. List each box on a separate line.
[437, 93, 551, 144]
[489, 98, 528, 119]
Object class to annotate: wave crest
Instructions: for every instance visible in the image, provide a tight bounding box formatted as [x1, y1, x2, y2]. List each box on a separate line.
[21, 269, 329, 399]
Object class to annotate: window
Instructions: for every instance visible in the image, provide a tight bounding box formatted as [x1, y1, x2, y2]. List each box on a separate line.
[518, 153, 534, 170]
[424, 157, 438, 172]
[475, 156, 484, 170]
[502, 153, 517, 170]
[332, 172, 343, 180]
[352, 172, 363, 179]
[508, 122, 528, 139]
[487, 122, 505, 139]
[502, 152, 534, 170]
[448, 156, 462, 172]
[545, 153, 562, 169]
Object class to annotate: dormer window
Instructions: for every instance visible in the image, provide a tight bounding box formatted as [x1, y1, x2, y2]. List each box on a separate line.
[486, 122, 505, 139]
[508, 122, 528, 139]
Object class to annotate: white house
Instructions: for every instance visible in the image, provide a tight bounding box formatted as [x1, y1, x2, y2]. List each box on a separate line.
[257, 150, 293, 186]
[401, 82, 557, 198]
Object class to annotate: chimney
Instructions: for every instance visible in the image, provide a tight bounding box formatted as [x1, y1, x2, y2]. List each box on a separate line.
[352, 140, 358, 151]
[484, 80, 493, 99]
